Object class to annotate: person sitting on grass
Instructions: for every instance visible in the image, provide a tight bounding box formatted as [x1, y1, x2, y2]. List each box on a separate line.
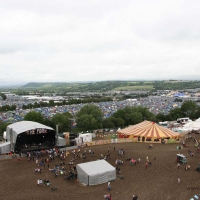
[104, 194, 111, 200]
[60, 162, 65, 166]
[44, 179, 50, 186]
[185, 165, 188, 170]
[126, 157, 131, 161]
[39, 179, 43, 185]
[149, 144, 153, 149]
[186, 164, 190, 170]
[132, 195, 138, 200]
[148, 160, 152, 166]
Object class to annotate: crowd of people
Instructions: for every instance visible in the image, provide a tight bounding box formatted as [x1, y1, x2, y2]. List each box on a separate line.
[25, 136, 200, 199]
[29, 145, 143, 199]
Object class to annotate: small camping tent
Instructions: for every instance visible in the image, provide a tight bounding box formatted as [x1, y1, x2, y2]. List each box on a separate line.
[76, 160, 116, 186]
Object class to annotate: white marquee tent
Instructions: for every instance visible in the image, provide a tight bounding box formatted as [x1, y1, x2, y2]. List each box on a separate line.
[183, 121, 200, 130]
[195, 118, 200, 122]
[76, 160, 116, 186]
[178, 121, 200, 132]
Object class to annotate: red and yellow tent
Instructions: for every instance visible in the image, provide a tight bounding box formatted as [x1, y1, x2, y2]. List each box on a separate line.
[118, 120, 180, 139]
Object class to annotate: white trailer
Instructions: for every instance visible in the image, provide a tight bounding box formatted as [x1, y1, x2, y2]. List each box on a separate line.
[77, 133, 92, 144]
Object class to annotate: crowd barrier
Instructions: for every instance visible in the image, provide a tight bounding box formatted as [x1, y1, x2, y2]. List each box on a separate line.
[86, 138, 180, 146]
[0, 155, 13, 160]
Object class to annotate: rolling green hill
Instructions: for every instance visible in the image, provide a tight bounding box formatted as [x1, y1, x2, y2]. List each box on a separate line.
[2, 80, 200, 94]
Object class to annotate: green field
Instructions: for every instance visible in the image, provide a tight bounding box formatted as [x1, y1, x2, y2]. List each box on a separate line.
[113, 85, 154, 90]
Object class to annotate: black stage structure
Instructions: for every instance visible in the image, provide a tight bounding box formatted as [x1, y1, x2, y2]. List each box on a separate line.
[6, 121, 56, 153]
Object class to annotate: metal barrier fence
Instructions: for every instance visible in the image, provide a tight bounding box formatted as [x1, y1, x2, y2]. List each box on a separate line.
[0, 155, 13, 160]
[85, 138, 180, 146]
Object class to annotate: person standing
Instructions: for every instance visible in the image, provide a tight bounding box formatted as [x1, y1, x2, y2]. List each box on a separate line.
[178, 177, 181, 184]
[108, 182, 111, 191]
[177, 163, 180, 169]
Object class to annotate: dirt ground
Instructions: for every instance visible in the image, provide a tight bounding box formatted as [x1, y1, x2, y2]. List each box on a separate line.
[1, 134, 200, 200]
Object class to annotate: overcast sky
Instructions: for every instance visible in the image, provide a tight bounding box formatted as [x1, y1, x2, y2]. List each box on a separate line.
[0, 0, 200, 85]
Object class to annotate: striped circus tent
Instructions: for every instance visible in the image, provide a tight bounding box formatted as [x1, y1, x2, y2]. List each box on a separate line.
[118, 120, 180, 139]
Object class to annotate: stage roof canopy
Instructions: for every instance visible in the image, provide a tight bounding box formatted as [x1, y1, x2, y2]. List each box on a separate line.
[6, 121, 54, 135]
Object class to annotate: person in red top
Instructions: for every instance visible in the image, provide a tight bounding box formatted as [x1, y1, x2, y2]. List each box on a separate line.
[145, 163, 148, 168]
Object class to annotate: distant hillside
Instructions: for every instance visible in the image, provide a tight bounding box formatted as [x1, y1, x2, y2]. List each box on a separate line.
[154, 80, 200, 90]
[23, 82, 71, 88]
[23, 80, 200, 91]
[22, 81, 131, 92]
[3, 80, 200, 94]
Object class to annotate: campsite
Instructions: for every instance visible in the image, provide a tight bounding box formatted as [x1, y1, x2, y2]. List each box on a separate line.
[0, 132, 200, 200]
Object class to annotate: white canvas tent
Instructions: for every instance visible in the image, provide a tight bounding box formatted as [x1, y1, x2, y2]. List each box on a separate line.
[177, 121, 200, 132]
[195, 118, 200, 122]
[76, 160, 116, 186]
[182, 121, 200, 131]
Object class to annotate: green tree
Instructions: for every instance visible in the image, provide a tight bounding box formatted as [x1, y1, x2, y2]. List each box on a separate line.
[24, 111, 44, 124]
[43, 118, 53, 128]
[51, 112, 73, 133]
[102, 118, 115, 129]
[156, 113, 168, 122]
[181, 101, 197, 119]
[76, 105, 103, 131]
[49, 100, 55, 107]
[110, 117, 125, 128]
[195, 106, 200, 120]
[112, 106, 156, 126]
[0, 93, 6, 100]
[169, 108, 183, 121]
[130, 112, 143, 125]
[0, 121, 10, 136]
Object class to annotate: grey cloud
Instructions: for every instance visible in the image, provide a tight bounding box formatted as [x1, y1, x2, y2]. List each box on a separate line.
[0, 0, 200, 84]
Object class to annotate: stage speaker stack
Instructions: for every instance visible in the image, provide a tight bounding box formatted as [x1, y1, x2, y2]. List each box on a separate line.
[69, 133, 76, 146]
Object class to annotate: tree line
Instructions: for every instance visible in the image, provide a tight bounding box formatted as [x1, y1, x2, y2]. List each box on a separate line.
[0, 105, 16, 112]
